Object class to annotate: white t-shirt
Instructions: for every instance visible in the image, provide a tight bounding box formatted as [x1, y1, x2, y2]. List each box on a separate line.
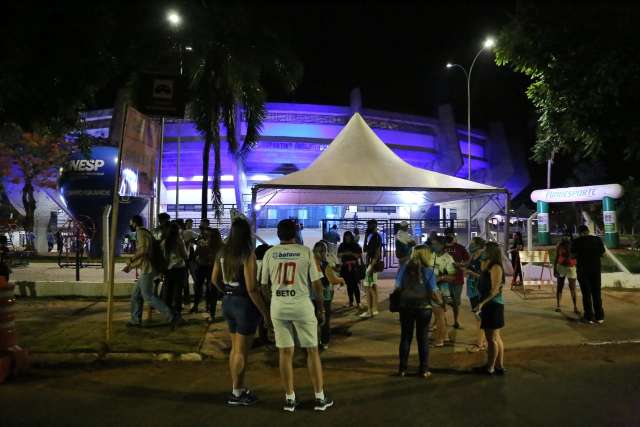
[432, 252, 456, 277]
[261, 243, 324, 320]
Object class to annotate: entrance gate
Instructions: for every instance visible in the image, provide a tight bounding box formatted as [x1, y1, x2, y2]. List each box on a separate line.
[531, 184, 624, 248]
[321, 218, 470, 269]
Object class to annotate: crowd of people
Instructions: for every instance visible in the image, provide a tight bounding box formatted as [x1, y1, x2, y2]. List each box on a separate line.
[122, 213, 607, 412]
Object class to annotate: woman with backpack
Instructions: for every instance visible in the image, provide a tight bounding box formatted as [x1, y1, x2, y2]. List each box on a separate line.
[211, 217, 269, 406]
[394, 245, 442, 378]
[161, 222, 188, 318]
[190, 227, 223, 322]
[313, 241, 346, 350]
[474, 241, 506, 375]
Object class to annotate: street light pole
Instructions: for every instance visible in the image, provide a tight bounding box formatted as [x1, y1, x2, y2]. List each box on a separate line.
[446, 37, 495, 245]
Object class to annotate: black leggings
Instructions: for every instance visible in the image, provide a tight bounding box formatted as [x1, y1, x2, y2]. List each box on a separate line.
[163, 267, 186, 313]
[345, 277, 361, 305]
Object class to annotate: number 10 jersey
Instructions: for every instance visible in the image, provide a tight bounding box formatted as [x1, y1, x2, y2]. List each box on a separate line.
[261, 243, 324, 320]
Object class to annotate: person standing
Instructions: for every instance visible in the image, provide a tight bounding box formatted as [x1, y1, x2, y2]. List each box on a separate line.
[430, 236, 457, 347]
[313, 241, 345, 350]
[474, 242, 506, 375]
[260, 219, 334, 412]
[325, 225, 341, 245]
[462, 237, 487, 352]
[442, 228, 469, 329]
[337, 231, 363, 309]
[554, 233, 579, 314]
[123, 215, 176, 327]
[180, 219, 198, 304]
[509, 231, 524, 287]
[395, 221, 415, 267]
[572, 225, 606, 324]
[211, 217, 269, 407]
[395, 245, 442, 378]
[361, 219, 383, 318]
[161, 222, 188, 319]
[190, 228, 223, 322]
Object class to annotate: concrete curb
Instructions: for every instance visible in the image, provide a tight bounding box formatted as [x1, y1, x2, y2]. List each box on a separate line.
[30, 351, 205, 365]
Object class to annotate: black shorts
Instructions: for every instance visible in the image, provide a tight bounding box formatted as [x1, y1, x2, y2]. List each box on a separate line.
[222, 295, 260, 335]
[480, 301, 504, 330]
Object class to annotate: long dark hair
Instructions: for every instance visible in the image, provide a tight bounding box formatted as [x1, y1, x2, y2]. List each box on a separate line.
[164, 222, 181, 252]
[343, 230, 354, 244]
[221, 217, 253, 281]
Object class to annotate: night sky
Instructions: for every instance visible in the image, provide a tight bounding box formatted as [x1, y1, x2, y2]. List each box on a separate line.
[253, 1, 540, 203]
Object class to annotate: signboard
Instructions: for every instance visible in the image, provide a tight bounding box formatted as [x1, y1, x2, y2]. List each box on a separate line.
[120, 107, 161, 198]
[537, 212, 549, 233]
[531, 184, 623, 204]
[137, 73, 185, 118]
[604, 210, 617, 233]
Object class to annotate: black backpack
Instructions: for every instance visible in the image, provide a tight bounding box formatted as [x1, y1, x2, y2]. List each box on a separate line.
[399, 262, 433, 309]
[143, 229, 169, 274]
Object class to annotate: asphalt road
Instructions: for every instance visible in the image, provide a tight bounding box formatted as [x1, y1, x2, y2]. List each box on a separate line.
[2, 344, 639, 427]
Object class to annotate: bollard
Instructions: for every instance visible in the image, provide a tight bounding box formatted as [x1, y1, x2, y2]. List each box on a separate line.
[0, 266, 29, 384]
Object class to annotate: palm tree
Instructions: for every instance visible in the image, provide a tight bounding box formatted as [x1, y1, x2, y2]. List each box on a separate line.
[186, 2, 301, 220]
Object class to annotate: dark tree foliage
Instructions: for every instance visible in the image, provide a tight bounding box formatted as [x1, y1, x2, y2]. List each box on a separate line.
[495, 1, 640, 163]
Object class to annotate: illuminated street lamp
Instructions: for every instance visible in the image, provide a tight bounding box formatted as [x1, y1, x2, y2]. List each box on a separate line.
[446, 37, 495, 244]
[166, 10, 182, 27]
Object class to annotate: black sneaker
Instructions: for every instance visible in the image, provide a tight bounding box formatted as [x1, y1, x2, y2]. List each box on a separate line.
[494, 367, 506, 376]
[126, 321, 142, 328]
[227, 389, 258, 407]
[283, 398, 298, 413]
[314, 395, 334, 411]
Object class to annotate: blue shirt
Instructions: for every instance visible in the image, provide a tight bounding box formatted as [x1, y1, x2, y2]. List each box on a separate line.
[466, 257, 482, 298]
[395, 265, 438, 293]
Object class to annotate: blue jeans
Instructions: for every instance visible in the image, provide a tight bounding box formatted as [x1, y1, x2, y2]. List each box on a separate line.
[399, 308, 432, 373]
[131, 272, 175, 323]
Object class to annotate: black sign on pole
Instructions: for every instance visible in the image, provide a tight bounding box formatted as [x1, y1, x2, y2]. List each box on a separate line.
[137, 73, 186, 118]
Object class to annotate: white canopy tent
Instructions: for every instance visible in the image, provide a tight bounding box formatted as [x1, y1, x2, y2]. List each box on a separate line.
[251, 113, 510, 248]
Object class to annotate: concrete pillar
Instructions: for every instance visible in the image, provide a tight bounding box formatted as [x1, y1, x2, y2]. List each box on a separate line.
[602, 196, 619, 248]
[536, 200, 550, 245]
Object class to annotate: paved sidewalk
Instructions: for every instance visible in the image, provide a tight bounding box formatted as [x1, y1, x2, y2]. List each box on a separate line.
[12, 273, 640, 359]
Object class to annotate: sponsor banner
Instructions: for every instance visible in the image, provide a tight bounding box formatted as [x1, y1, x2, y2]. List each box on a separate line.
[603, 210, 617, 233]
[538, 212, 549, 233]
[531, 184, 623, 203]
[120, 107, 161, 198]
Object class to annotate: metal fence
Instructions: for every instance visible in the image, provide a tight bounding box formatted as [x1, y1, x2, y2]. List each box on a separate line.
[321, 218, 475, 269]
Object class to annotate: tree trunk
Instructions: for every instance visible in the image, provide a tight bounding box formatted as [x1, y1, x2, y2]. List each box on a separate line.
[201, 128, 212, 220]
[22, 178, 37, 251]
[212, 130, 222, 220]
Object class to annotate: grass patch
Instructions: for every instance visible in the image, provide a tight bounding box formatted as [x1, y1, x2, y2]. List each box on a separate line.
[15, 299, 209, 353]
[544, 248, 620, 273]
[610, 249, 640, 274]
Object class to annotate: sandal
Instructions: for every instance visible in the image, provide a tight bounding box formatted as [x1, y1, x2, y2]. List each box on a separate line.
[434, 342, 445, 348]
[467, 344, 486, 353]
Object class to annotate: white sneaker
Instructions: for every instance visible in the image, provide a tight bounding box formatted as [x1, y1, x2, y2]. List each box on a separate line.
[359, 312, 372, 318]
[372, 310, 379, 316]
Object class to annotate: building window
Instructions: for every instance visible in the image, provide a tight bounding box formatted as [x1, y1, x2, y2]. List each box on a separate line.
[298, 209, 308, 220]
[267, 209, 278, 220]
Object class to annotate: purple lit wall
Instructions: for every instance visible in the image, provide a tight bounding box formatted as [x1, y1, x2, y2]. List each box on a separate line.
[76, 101, 529, 206]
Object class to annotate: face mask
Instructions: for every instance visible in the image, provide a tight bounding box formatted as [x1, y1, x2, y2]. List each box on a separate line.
[445, 236, 454, 244]
[129, 224, 136, 232]
[480, 253, 487, 261]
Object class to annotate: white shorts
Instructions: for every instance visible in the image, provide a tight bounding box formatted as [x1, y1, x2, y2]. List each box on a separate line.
[364, 265, 378, 287]
[272, 317, 318, 348]
[557, 265, 577, 279]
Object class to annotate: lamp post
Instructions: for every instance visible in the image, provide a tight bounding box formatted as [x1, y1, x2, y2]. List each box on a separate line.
[446, 36, 495, 245]
[166, 10, 184, 219]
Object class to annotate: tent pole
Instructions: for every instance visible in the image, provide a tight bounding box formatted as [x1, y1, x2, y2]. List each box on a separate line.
[250, 187, 258, 246]
[503, 191, 511, 254]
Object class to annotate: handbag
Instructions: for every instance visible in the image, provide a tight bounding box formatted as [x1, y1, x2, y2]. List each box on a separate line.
[389, 288, 402, 312]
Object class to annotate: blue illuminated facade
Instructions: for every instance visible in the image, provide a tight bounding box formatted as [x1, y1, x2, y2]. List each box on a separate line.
[80, 99, 529, 225]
